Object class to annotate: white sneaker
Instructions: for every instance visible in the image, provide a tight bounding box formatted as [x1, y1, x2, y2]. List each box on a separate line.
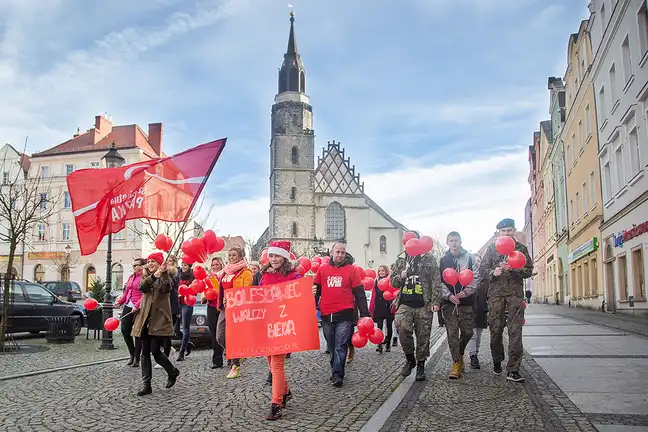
[154, 363, 162, 369]
[170, 347, 177, 354]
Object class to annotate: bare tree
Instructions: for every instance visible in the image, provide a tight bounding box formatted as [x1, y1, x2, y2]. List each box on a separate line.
[428, 234, 447, 262]
[49, 252, 79, 282]
[0, 144, 60, 351]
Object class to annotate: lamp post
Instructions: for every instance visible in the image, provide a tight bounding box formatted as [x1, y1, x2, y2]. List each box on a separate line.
[64, 244, 71, 281]
[100, 142, 125, 350]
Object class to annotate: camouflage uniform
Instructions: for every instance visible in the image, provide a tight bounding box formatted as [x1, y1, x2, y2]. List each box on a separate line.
[391, 252, 442, 362]
[476, 240, 533, 373]
[442, 305, 474, 363]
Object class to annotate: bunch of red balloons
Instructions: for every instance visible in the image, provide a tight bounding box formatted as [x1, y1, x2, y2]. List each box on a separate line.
[376, 277, 400, 301]
[402, 232, 434, 256]
[180, 230, 225, 265]
[442, 268, 475, 287]
[495, 236, 527, 269]
[178, 265, 218, 306]
[154, 234, 174, 252]
[351, 317, 385, 348]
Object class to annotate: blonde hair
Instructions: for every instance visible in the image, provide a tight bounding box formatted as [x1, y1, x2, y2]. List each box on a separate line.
[229, 246, 246, 260]
[212, 256, 225, 271]
[378, 264, 390, 276]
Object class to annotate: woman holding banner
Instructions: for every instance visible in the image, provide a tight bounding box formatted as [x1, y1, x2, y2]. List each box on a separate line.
[259, 241, 300, 421]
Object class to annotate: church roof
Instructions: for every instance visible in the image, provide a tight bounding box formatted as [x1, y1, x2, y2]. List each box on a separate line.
[315, 141, 364, 195]
[365, 195, 408, 232]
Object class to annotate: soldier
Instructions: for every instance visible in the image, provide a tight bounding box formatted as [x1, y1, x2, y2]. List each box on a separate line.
[439, 231, 478, 379]
[391, 233, 442, 381]
[476, 218, 533, 382]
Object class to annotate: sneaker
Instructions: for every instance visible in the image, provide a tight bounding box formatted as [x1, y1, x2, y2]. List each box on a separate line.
[332, 378, 344, 388]
[415, 361, 426, 381]
[282, 389, 293, 407]
[493, 362, 503, 375]
[266, 403, 282, 421]
[154, 363, 163, 369]
[266, 371, 273, 384]
[449, 362, 462, 379]
[226, 365, 241, 379]
[470, 355, 481, 370]
[507, 371, 525, 383]
[346, 346, 355, 363]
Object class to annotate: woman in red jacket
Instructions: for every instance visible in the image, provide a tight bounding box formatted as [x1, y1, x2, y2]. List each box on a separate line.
[259, 241, 300, 421]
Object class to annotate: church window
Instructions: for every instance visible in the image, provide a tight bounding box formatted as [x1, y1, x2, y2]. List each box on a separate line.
[379, 235, 387, 254]
[291, 146, 299, 165]
[290, 187, 297, 200]
[325, 202, 345, 239]
[291, 222, 298, 237]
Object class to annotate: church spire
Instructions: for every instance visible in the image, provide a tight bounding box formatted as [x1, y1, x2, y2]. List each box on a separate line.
[278, 10, 306, 94]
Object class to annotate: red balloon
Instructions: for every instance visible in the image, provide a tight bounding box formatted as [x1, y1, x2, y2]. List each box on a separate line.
[365, 268, 377, 279]
[363, 277, 374, 291]
[311, 262, 321, 273]
[190, 237, 206, 260]
[178, 284, 190, 296]
[260, 248, 269, 266]
[383, 291, 396, 301]
[184, 294, 197, 306]
[405, 238, 427, 256]
[419, 236, 434, 253]
[402, 231, 417, 246]
[202, 230, 218, 254]
[104, 317, 119, 332]
[84, 298, 99, 311]
[298, 257, 311, 272]
[295, 265, 306, 276]
[354, 264, 366, 279]
[368, 328, 385, 345]
[193, 266, 207, 280]
[442, 268, 459, 286]
[155, 234, 171, 251]
[495, 236, 516, 255]
[508, 251, 526, 269]
[357, 317, 375, 337]
[203, 288, 217, 301]
[351, 332, 368, 348]
[289, 252, 296, 260]
[213, 236, 225, 253]
[190, 280, 206, 295]
[321, 256, 330, 265]
[312, 256, 322, 264]
[522, 301, 527, 310]
[181, 240, 193, 256]
[378, 278, 391, 292]
[165, 235, 174, 252]
[458, 269, 474, 287]
[181, 253, 196, 265]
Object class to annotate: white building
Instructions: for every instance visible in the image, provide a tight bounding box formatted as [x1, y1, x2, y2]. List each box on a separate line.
[253, 14, 408, 266]
[590, 0, 648, 315]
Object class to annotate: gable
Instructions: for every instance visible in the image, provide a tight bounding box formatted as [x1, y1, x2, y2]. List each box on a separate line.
[314, 140, 364, 195]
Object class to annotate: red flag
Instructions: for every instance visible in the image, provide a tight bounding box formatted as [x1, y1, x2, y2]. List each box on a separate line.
[67, 139, 226, 256]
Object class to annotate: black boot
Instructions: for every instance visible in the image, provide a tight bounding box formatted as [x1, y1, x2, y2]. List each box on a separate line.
[177, 351, 185, 362]
[266, 403, 282, 421]
[385, 343, 391, 352]
[401, 354, 416, 377]
[470, 355, 481, 369]
[166, 368, 180, 389]
[376, 344, 383, 353]
[415, 361, 426, 381]
[282, 389, 293, 407]
[392, 337, 398, 347]
[126, 355, 134, 366]
[285, 353, 292, 359]
[137, 384, 152, 396]
[132, 357, 140, 368]
[186, 342, 194, 357]
[266, 371, 273, 384]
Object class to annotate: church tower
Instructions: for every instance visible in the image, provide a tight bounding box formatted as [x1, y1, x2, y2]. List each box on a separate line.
[268, 11, 316, 255]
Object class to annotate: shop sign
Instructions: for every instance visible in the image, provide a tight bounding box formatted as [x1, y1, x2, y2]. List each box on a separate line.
[613, 220, 648, 248]
[0, 255, 22, 262]
[568, 237, 598, 264]
[27, 252, 66, 260]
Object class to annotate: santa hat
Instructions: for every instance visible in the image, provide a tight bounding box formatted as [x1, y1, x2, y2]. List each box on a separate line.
[147, 252, 164, 265]
[268, 241, 291, 260]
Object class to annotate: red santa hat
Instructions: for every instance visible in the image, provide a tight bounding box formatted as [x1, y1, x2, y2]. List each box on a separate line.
[267, 241, 291, 260]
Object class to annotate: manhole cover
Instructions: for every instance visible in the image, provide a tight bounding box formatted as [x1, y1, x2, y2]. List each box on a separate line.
[0, 345, 50, 355]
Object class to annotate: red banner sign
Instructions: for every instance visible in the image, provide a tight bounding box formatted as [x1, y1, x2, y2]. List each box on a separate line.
[225, 277, 320, 359]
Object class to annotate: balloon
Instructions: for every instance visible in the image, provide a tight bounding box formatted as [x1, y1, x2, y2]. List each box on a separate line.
[191, 280, 206, 295]
[295, 265, 306, 276]
[181, 253, 196, 265]
[508, 251, 527, 269]
[84, 298, 99, 311]
[312, 256, 322, 264]
[365, 268, 377, 279]
[378, 278, 391, 292]
[311, 262, 320, 273]
[402, 231, 418, 246]
[213, 236, 225, 253]
[193, 266, 207, 280]
[203, 288, 217, 301]
[155, 234, 169, 251]
[383, 291, 396, 301]
[184, 294, 197, 306]
[181, 240, 193, 257]
[522, 301, 527, 310]
[357, 317, 375, 337]
[368, 328, 385, 345]
[442, 268, 459, 286]
[321, 256, 330, 265]
[363, 277, 374, 291]
[178, 284, 190, 296]
[351, 332, 368, 348]
[523, 319, 527, 326]
[419, 236, 434, 253]
[203, 230, 218, 253]
[354, 264, 366, 279]
[190, 237, 206, 261]
[458, 269, 474, 287]
[495, 236, 516, 255]
[164, 235, 173, 252]
[405, 238, 428, 256]
[289, 252, 296, 260]
[260, 248, 269, 265]
[104, 317, 119, 332]
[298, 257, 311, 272]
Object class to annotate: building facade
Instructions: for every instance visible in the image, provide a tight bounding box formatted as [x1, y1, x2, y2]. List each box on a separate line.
[523, 198, 534, 294]
[562, 20, 605, 310]
[590, 0, 648, 315]
[256, 14, 407, 267]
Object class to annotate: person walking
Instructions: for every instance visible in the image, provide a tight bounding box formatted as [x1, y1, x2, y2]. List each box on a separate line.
[314, 242, 369, 388]
[476, 218, 534, 383]
[132, 253, 180, 396]
[439, 231, 478, 379]
[116, 258, 145, 367]
[259, 241, 300, 421]
[369, 265, 395, 354]
[158, 255, 180, 368]
[525, 289, 532, 305]
[390, 232, 442, 381]
[176, 260, 195, 361]
[467, 273, 488, 370]
[205, 257, 225, 369]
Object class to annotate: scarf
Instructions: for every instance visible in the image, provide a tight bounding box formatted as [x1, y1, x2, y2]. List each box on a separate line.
[222, 259, 249, 276]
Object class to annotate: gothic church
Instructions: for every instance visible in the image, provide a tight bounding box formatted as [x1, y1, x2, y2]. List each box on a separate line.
[253, 13, 407, 268]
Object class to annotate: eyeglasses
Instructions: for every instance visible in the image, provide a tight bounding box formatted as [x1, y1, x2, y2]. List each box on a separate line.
[132, 264, 142, 268]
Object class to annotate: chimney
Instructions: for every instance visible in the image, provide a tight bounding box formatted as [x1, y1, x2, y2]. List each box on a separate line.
[148, 123, 163, 155]
[94, 114, 113, 144]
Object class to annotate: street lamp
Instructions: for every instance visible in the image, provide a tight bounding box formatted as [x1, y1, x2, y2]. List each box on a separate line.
[100, 142, 125, 350]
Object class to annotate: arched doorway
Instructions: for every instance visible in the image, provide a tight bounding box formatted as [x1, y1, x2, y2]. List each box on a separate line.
[85, 265, 96, 291]
[603, 239, 616, 312]
[34, 264, 45, 283]
[111, 263, 124, 291]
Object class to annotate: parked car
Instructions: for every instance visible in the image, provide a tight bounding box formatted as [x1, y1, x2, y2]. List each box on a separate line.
[0, 280, 85, 335]
[41, 281, 83, 302]
[189, 303, 210, 343]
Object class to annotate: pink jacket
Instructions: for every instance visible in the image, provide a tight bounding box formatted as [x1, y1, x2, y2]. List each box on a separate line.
[117, 273, 143, 309]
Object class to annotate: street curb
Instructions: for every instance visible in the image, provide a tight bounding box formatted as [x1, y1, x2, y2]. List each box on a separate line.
[0, 356, 130, 382]
[359, 332, 448, 432]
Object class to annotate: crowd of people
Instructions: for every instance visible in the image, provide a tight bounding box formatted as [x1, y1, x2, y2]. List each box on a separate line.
[114, 217, 533, 421]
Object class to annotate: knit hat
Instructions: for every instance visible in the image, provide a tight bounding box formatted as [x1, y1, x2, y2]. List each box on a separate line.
[147, 252, 164, 265]
[267, 241, 291, 260]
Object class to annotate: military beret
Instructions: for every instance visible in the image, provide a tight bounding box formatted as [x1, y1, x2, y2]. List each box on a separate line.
[496, 218, 515, 230]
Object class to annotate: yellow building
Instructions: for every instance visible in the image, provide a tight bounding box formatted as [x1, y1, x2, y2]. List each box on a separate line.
[562, 20, 604, 309]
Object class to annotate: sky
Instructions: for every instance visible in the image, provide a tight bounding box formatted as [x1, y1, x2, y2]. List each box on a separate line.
[0, 0, 590, 252]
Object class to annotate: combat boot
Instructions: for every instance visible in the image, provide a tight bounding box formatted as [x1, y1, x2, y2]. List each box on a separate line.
[415, 361, 426, 381]
[401, 354, 416, 377]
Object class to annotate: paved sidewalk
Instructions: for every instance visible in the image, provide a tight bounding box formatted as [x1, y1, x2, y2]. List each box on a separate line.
[534, 304, 648, 337]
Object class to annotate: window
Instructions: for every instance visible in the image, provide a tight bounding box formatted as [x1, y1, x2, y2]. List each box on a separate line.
[379, 235, 387, 254]
[290, 187, 297, 200]
[609, 64, 618, 108]
[589, 172, 596, 205]
[33, 265, 46, 283]
[614, 141, 625, 190]
[585, 105, 592, 137]
[628, 126, 641, 176]
[603, 161, 613, 201]
[2, 172, 9, 185]
[578, 120, 584, 151]
[632, 247, 645, 298]
[23, 283, 53, 304]
[638, 1, 648, 56]
[569, 199, 574, 224]
[571, 135, 576, 164]
[324, 201, 345, 239]
[40, 166, 49, 178]
[621, 36, 633, 84]
[112, 263, 124, 290]
[291, 146, 299, 165]
[113, 229, 124, 240]
[600, 4, 607, 33]
[598, 86, 607, 124]
[90, 162, 100, 168]
[582, 182, 588, 213]
[63, 191, 71, 209]
[291, 221, 298, 237]
[9, 284, 26, 302]
[40, 193, 47, 210]
[576, 191, 581, 220]
[37, 224, 45, 241]
[62, 223, 70, 241]
[65, 164, 74, 176]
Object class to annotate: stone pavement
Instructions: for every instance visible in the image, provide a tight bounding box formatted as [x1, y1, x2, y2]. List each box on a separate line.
[538, 303, 648, 337]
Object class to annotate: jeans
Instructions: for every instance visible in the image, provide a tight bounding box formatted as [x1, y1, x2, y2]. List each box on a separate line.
[163, 314, 179, 358]
[322, 320, 354, 380]
[468, 328, 484, 357]
[120, 306, 141, 361]
[178, 305, 193, 354]
[207, 306, 225, 366]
